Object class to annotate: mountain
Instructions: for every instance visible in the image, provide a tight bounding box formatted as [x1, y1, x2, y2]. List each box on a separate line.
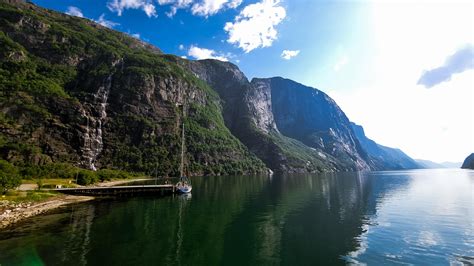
[461, 153, 474, 169]
[350, 123, 421, 170]
[440, 161, 462, 168]
[0, 0, 265, 176]
[0, 0, 419, 176]
[263, 77, 371, 171]
[182, 60, 372, 172]
[415, 159, 445, 169]
[415, 159, 462, 169]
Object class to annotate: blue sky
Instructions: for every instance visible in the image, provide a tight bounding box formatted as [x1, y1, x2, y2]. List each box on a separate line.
[31, 0, 473, 162]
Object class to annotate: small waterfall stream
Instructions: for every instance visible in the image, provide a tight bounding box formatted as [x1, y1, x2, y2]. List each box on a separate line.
[81, 59, 123, 170]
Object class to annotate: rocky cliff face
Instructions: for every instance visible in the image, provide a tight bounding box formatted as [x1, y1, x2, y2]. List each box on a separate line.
[181, 60, 372, 172]
[265, 77, 372, 171]
[350, 123, 421, 170]
[461, 153, 474, 169]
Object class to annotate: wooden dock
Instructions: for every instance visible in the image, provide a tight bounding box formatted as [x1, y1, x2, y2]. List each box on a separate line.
[53, 184, 176, 197]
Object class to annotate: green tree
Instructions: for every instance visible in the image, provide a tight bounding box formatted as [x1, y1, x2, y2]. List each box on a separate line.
[0, 160, 21, 194]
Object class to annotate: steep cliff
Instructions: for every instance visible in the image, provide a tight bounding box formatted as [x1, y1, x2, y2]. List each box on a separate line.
[181, 60, 342, 173]
[181, 60, 372, 172]
[265, 77, 372, 171]
[350, 123, 421, 170]
[0, 0, 266, 176]
[461, 153, 474, 169]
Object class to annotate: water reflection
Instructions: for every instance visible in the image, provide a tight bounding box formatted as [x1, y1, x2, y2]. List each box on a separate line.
[345, 169, 474, 265]
[0, 170, 472, 265]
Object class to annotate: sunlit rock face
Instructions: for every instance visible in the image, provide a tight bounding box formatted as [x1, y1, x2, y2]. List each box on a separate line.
[183, 61, 373, 172]
[264, 77, 372, 171]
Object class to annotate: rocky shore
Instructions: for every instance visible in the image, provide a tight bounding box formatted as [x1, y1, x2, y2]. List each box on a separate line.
[0, 195, 94, 229]
[0, 178, 152, 229]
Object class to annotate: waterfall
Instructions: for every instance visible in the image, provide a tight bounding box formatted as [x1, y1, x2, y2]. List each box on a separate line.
[80, 59, 122, 170]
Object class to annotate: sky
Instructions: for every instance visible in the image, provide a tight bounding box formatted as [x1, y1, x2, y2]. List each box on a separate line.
[32, 0, 474, 163]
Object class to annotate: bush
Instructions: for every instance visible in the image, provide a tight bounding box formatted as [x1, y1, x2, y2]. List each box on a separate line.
[76, 170, 99, 186]
[97, 169, 133, 182]
[0, 160, 21, 194]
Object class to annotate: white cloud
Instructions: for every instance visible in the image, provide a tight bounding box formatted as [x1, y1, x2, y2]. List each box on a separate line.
[281, 50, 300, 60]
[131, 33, 141, 39]
[107, 0, 157, 17]
[66, 6, 84, 18]
[160, 0, 193, 17]
[158, 0, 241, 17]
[95, 14, 120, 28]
[179, 44, 185, 50]
[191, 0, 242, 16]
[188, 45, 228, 61]
[224, 0, 286, 53]
[192, 0, 227, 16]
[333, 55, 348, 71]
[227, 0, 242, 9]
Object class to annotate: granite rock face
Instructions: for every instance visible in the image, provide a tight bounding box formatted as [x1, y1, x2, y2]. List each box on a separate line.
[266, 77, 372, 171]
[182, 61, 373, 172]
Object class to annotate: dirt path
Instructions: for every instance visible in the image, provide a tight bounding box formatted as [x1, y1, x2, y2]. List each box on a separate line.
[95, 178, 153, 187]
[18, 183, 38, 191]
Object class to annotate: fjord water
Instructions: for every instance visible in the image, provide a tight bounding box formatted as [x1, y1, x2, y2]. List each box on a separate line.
[0, 170, 473, 265]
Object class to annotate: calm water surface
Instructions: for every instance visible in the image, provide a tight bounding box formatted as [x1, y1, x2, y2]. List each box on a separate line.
[0, 169, 473, 265]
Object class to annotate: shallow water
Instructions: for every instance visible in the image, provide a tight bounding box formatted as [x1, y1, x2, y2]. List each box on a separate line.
[0, 169, 473, 265]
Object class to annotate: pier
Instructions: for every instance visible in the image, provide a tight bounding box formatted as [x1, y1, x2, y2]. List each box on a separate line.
[53, 184, 176, 197]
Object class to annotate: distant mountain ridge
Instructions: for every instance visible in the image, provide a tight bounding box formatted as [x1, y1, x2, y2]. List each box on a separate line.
[416, 159, 462, 169]
[351, 123, 421, 170]
[0, 0, 422, 175]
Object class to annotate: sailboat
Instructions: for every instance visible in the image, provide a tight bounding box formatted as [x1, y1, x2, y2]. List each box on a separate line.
[176, 117, 192, 194]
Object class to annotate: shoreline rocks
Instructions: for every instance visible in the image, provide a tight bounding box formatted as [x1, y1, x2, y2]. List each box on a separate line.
[0, 195, 94, 229]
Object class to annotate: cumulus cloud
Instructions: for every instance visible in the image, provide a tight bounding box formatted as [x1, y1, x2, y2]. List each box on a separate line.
[188, 45, 228, 61]
[224, 0, 286, 53]
[107, 0, 157, 17]
[158, 0, 192, 17]
[131, 33, 141, 39]
[65, 6, 84, 18]
[281, 50, 300, 60]
[191, 0, 242, 16]
[95, 14, 120, 28]
[158, 0, 240, 17]
[418, 44, 474, 88]
[227, 0, 242, 9]
[179, 44, 185, 50]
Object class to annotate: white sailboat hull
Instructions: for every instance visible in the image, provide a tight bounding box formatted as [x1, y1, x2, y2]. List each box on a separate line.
[177, 185, 192, 194]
